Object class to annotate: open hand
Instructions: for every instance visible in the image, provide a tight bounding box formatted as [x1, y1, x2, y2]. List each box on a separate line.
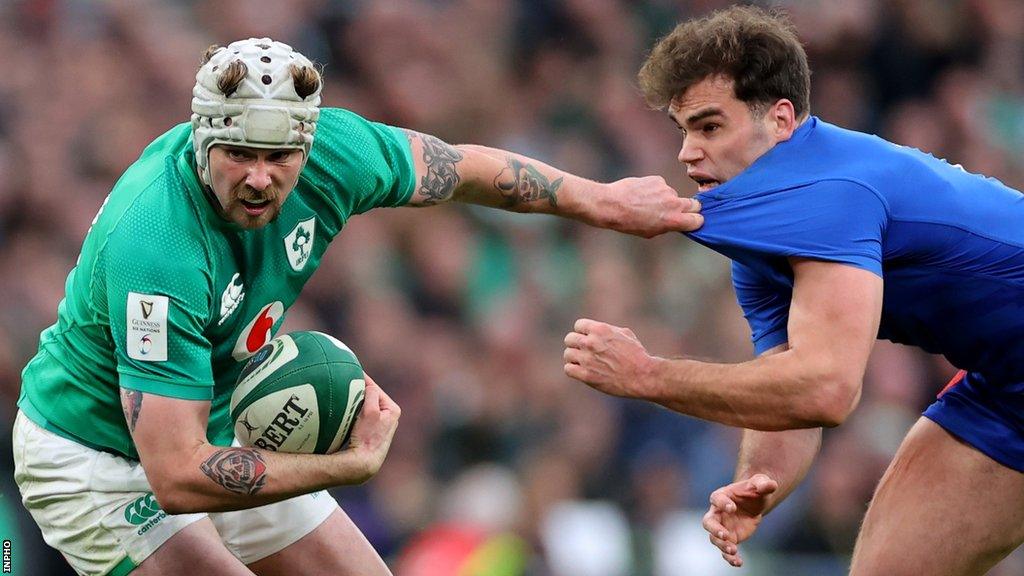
[702, 473, 779, 567]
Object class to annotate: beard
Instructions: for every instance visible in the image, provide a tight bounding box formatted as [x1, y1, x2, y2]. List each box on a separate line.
[225, 184, 284, 229]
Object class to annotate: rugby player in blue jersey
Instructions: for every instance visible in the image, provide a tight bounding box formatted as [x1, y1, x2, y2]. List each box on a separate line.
[563, 6, 1024, 575]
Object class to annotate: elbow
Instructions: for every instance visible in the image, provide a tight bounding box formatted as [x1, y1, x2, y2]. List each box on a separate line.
[810, 375, 863, 428]
[154, 488, 201, 515]
[149, 473, 202, 515]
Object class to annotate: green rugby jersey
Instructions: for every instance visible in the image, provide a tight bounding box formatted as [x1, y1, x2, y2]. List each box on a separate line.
[18, 108, 415, 459]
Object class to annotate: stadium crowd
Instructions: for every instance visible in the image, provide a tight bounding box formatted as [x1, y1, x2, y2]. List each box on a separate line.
[0, 0, 1022, 574]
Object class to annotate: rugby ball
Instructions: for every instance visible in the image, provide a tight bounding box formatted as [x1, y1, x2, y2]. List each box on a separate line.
[230, 331, 366, 454]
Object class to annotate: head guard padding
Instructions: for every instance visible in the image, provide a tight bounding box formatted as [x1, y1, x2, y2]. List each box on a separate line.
[191, 38, 321, 186]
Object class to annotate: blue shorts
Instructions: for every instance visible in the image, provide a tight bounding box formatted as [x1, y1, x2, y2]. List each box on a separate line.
[923, 370, 1024, 472]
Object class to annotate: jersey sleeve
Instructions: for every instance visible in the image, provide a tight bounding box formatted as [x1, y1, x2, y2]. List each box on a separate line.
[100, 200, 216, 400]
[689, 180, 889, 276]
[732, 261, 791, 354]
[301, 107, 416, 220]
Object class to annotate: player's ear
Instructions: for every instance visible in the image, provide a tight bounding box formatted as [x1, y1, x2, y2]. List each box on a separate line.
[768, 99, 798, 142]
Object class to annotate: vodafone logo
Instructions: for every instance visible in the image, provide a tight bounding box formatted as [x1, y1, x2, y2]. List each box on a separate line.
[246, 308, 276, 352]
[232, 301, 284, 361]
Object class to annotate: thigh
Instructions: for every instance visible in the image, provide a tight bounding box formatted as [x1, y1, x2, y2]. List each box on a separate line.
[211, 490, 382, 572]
[851, 417, 1024, 576]
[13, 411, 209, 575]
[132, 519, 253, 576]
[247, 508, 391, 576]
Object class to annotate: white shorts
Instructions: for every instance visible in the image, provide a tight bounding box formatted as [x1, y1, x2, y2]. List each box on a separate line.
[12, 410, 338, 576]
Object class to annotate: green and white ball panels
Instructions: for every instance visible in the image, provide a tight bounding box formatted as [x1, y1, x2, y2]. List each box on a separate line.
[230, 331, 366, 454]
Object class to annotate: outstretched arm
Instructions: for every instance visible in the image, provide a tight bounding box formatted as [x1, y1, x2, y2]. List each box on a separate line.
[564, 258, 882, 429]
[125, 375, 399, 514]
[401, 130, 703, 238]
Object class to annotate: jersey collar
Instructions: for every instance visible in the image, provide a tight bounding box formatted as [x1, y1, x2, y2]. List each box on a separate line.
[694, 116, 819, 203]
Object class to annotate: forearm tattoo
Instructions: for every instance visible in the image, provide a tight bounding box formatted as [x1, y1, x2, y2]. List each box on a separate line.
[120, 389, 143, 433]
[200, 448, 268, 496]
[494, 157, 561, 207]
[405, 130, 463, 204]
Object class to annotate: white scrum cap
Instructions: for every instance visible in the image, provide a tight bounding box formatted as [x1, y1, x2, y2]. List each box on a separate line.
[191, 38, 321, 186]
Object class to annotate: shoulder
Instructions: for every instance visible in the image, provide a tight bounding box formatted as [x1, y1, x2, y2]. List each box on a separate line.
[311, 108, 406, 152]
[300, 107, 415, 213]
[689, 179, 889, 275]
[107, 184, 202, 250]
[697, 179, 887, 237]
[97, 150, 211, 281]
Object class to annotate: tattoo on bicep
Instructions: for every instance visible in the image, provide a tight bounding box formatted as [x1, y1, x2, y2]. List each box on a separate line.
[200, 448, 268, 496]
[405, 129, 463, 204]
[120, 389, 143, 433]
[494, 157, 561, 207]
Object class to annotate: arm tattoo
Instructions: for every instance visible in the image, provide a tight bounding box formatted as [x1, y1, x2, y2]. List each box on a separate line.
[494, 157, 561, 207]
[405, 129, 463, 204]
[200, 448, 268, 496]
[120, 389, 143, 433]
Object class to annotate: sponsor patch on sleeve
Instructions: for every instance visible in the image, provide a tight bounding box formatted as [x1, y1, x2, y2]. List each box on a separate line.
[126, 293, 169, 361]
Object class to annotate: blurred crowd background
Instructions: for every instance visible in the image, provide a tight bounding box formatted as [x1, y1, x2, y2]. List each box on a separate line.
[1, 0, 1022, 574]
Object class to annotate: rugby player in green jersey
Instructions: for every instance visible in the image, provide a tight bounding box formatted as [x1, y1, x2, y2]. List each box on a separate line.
[12, 38, 702, 576]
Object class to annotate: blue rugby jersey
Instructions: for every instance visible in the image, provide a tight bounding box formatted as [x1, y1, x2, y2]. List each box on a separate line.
[687, 117, 1024, 385]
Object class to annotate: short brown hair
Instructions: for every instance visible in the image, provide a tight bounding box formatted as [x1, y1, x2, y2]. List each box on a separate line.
[638, 5, 810, 116]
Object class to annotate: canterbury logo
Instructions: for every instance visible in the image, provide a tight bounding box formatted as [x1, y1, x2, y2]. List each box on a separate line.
[124, 493, 162, 525]
[218, 273, 246, 326]
[140, 301, 154, 319]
